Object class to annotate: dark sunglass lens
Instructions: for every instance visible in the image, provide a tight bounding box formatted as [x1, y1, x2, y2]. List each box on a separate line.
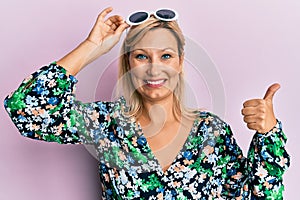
[129, 12, 148, 23]
[156, 9, 175, 19]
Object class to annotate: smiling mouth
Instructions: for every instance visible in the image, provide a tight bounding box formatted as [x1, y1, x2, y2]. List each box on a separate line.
[143, 79, 167, 88]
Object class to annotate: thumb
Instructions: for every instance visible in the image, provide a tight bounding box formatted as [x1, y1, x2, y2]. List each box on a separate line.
[263, 83, 281, 100]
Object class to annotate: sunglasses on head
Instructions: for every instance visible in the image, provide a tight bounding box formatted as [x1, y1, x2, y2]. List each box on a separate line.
[126, 8, 178, 26]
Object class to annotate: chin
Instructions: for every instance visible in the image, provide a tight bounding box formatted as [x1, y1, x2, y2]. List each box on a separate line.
[140, 90, 174, 102]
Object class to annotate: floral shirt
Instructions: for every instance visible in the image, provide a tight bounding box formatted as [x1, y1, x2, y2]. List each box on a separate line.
[4, 62, 290, 200]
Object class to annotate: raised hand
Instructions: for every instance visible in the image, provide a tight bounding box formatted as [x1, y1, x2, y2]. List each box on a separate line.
[241, 83, 280, 134]
[57, 7, 129, 76]
[86, 7, 129, 54]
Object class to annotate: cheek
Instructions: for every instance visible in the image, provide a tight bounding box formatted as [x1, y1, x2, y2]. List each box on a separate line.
[130, 65, 148, 79]
[174, 59, 182, 73]
[129, 57, 147, 75]
[129, 69, 146, 90]
[128, 57, 136, 68]
[169, 74, 180, 86]
[163, 58, 182, 74]
[129, 54, 146, 68]
[164, 65, 180, 77]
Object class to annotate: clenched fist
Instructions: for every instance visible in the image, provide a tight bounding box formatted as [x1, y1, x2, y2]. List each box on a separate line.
[241, 83, 280, 134]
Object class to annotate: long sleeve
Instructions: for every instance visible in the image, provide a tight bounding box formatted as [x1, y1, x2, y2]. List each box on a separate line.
[246, 121, 290, 199]
[4, 62, 94, 144]
[221, 121, 290, 199]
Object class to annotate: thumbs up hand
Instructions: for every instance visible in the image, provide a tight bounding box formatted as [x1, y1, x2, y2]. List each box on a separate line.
[241, 83, 280, 134]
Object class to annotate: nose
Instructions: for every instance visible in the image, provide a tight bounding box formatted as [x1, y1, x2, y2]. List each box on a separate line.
[147, 57, 162, 77]
[147, 64, 161, 77]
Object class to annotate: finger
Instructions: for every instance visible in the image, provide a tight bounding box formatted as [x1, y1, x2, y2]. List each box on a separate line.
[106, 15, 124, 26]
[107, 23, 117, 31]
[246, 122, 258, 131]
[263, 83, 280, 101]
[98, 7, 113, 21]
[105, 16, 125, 32]
[243, 99, 264, 108]
[109, 21, 126, 32]
[243, 115, 257, 123]
[115, 22, 130, 35]
[241, 107, 257, 116]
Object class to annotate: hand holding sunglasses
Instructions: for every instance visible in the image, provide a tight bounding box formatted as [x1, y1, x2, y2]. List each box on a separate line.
[86, 7, 129, 49]
[57, 7, 129, 76]
[57, 7, 178, 76]
[85, 7, 178, 55]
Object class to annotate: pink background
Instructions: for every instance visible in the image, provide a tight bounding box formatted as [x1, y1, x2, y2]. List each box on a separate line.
[0, 0, 298, 199]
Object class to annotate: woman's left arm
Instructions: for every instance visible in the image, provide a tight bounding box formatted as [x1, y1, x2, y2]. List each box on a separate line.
[247, 120, 290, 198]
[220, 122, 290, 199]
[221, 83, 290, 199]
[242, 83, 290, 198]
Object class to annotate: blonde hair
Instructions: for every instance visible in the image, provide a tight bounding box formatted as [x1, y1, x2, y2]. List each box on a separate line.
[117, 16, 196, 121]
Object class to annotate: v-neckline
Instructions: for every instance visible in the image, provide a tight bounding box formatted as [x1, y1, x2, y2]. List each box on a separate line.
[134, 111, 201, 175]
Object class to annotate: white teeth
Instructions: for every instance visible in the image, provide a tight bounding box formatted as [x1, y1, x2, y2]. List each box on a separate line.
[145, 80, 165, 85]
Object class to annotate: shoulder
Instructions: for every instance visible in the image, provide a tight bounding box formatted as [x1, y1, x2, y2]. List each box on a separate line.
[196, 112, 242, 154]
[198, 111, 228, 126]
[196, 111, 232, 136]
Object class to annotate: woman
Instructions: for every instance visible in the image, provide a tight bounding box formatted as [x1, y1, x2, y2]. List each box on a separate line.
[4, 7, 290, 199]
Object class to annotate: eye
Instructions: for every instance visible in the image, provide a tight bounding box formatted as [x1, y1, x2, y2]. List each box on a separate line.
[135, 54, 148, 60]
[162, 54, 171, 60]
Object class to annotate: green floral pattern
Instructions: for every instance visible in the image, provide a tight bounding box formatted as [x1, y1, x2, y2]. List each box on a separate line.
[4, 63, 290, 199]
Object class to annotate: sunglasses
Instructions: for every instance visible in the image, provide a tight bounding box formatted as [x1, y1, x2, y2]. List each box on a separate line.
[126, 8, 178, 26]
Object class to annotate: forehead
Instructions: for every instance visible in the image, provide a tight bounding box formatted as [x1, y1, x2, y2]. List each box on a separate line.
[131, 28, 178, 52]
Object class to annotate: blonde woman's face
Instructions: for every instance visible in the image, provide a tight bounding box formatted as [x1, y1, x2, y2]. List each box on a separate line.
[129, 28, 183, 102]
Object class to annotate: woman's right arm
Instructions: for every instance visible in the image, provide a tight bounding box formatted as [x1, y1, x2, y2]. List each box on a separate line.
[57, 7, 129, 76]
[4, 7, 128, 144]
[4, 63, 89, 144]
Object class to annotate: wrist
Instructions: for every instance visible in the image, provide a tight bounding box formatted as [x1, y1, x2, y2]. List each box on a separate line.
[81, 39, 107, 65]
[57, 40, 102, 76]
[81, 39, 98, 51]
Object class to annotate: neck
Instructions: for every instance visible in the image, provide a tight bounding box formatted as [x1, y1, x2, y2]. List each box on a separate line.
[140, 94, 179, 124]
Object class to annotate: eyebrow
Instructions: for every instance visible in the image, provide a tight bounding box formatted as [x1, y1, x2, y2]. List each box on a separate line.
[131, 48, 177, 53]
[162, 48, 177, 53]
